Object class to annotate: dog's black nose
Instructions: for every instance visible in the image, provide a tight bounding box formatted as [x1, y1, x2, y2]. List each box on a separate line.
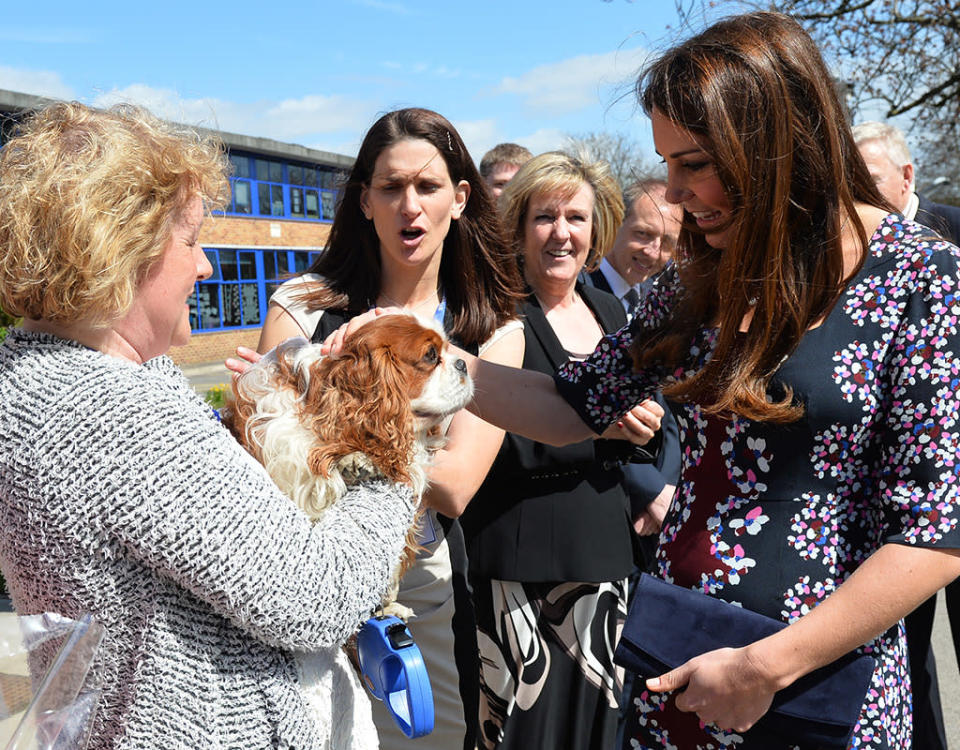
[454, 358, 467, 374]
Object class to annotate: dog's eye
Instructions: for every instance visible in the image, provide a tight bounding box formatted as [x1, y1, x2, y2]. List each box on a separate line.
[422, 345, 439, 366]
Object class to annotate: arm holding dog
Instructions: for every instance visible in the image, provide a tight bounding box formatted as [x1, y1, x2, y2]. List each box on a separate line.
[314, 312, 663, 449]
[84, 365, 418, 652]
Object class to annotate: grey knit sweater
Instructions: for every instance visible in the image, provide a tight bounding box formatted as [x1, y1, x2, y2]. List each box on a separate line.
[0, 329, 415, 749]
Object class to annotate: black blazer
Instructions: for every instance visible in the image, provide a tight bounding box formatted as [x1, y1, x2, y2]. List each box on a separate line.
[461, 283, 638, 583]
[916, 194, 960, 245]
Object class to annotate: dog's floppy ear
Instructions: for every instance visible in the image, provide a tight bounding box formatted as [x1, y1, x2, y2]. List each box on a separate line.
[302, 331, 416, 485]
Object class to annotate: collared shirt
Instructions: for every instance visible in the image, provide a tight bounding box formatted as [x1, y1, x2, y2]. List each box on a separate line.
[597, 258, 641, 318]
[904, 191, 919, 221]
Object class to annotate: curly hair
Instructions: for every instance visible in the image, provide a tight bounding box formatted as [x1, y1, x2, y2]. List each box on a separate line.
[0, 101, 229, 324]
[499, 151, 625, 272]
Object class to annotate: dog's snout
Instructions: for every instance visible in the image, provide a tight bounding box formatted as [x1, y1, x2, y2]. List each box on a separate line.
[454, 358, 467, 375]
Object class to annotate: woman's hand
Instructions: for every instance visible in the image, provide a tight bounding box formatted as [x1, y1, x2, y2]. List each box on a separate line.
[225, 345, 262, 377]
[319, 306, 405, 356]
[647, 645, 778, 733]
[600, 399, 663, 444]
[632, 483, 674, 535]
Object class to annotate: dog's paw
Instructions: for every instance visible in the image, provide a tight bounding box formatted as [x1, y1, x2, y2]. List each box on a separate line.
[337, 452, 381, 484]
[380, 601, 415, 622]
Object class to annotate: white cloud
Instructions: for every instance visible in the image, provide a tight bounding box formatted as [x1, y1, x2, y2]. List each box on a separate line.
[514, 128, 567, 155]
[0, 66, 74, 100]
[494, 47, 650, 116]
[265, 95, 373, 137]
[452, 118, 500, 159]
[91, 85, 374, 146]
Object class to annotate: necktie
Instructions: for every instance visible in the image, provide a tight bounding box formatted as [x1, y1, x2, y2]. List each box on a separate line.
[623, 286, 641, 320]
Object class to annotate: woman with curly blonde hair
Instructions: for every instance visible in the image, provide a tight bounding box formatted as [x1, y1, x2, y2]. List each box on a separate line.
[0, 102, 416, 749]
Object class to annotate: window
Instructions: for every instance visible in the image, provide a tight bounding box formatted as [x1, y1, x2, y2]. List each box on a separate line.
[190, 248, 322, 332]
[223, 150, 342, 222]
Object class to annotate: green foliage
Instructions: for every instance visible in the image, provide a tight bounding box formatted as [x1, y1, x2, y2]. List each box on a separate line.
[204, 383, 230, 410]
[0, 308, 20, 345]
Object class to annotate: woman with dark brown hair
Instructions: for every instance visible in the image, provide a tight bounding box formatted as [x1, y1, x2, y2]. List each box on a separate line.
[354, 12, 960, 749]
[250, 107, 525, 750]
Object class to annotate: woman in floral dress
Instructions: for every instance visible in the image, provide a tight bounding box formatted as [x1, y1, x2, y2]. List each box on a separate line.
[435, 12, 960, 750]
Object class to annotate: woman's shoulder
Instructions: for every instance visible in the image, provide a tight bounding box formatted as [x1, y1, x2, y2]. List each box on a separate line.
[269, 273, 327, 338]
[868, 213, 960, 266]
[478, 317, 524, 356]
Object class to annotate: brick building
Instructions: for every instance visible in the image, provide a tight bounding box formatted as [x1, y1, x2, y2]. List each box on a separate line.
[0, 88, 353, 365]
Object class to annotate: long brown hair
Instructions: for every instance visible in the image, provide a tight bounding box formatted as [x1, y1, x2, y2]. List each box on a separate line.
[635, 12, 887, 421]
[304, 108, 523, 348]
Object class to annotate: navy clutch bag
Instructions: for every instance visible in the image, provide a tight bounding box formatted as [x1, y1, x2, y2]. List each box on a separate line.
[614, 574, 876, 749]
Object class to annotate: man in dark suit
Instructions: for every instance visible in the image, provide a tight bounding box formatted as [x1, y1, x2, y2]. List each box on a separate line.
[585, 178, 681, 319]
[587, 179, 683, 749]
[855, 120, 960, 750]
[917, 194, 960, 244]
[582, 178, 683, 532]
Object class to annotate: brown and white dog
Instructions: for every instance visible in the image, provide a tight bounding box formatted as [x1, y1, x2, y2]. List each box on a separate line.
[225, 312, 474, 614]
[224, 315, 472, 748]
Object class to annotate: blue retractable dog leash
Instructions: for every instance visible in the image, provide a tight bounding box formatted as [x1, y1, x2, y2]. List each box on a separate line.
[357, 615, 434, 738]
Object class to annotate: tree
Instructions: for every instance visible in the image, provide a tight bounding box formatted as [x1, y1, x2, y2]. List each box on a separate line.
[677, 1, 958, 128]
[674, 0, 960, 204]
[563, 131, 664, 191]
[0, 309, 18, 344]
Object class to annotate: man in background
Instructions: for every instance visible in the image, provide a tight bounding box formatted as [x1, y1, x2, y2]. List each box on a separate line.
[853, 121, 960, 241]
[479, 143, 533, 200]
[589, 177, 683, 750]
[586, 178, 681, 316]
[854, 120, 960, 750]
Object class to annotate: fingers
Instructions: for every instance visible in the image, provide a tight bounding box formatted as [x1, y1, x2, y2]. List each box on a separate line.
[646, 649, 773, 734]
[647, 664, 689, 694]
[224, 345, 262, 378]
[638, 398, 664, 419]
[629, 401, 663, 430]
[225, 358, 252, 376]
[632, 511, 658, 536]
[616, 409, 658, 445]
[319, 308, 393, 356]
[235, 345, 262, 364]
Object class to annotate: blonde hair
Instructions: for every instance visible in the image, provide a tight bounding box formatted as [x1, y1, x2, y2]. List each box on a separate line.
[0, 101, 229, 324]
[499, 151, 624, 271]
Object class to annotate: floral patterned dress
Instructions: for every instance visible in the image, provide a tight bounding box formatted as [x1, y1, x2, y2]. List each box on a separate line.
[553, 215, 960, 749]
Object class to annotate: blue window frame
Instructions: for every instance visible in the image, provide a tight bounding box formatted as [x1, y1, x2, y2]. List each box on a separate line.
[221, 150, 342, 222]
[190, 247, 322, 332]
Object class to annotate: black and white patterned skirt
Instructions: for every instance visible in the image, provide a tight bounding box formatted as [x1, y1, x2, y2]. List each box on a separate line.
[472, 578, 628, 749]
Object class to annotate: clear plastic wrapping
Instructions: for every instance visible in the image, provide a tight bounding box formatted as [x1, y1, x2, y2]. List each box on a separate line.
[0, 613, 103, 750]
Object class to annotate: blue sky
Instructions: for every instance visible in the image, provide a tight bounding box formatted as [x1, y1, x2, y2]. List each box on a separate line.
[0, 0, 722, 163]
